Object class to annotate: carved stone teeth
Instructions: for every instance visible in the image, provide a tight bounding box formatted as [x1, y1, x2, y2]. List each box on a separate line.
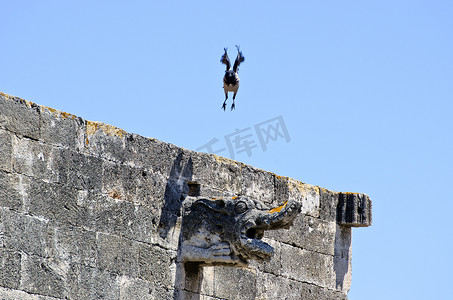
[271, 214, 285, 222]
[242, 221, 256, 235]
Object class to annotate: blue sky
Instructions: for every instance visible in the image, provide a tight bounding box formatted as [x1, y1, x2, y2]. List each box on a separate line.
[2, 1, 453, 299]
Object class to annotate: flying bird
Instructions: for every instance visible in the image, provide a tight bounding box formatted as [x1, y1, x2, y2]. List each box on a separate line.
[220, 45, 245, 111]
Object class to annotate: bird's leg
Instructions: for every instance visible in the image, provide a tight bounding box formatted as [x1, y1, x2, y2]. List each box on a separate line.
[230, 92, 237, 110]
[222, 91, 228, 111]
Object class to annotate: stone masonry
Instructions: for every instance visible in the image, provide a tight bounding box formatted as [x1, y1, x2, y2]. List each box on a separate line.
[0, 92, 371, 299]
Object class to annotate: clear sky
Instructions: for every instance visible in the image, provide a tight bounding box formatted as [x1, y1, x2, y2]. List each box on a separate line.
[2, 1, 452, 299]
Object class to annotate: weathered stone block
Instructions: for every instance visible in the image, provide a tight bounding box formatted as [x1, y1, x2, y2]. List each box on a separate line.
[137, 243, 174, 289]
[102, 160, 167, 206]
[88, 130, 181, 177]
[0, 286, 60, 300]
[256, 271, 304, 300]
[0, 129, 13, 173]
[288, 179, 320, 218]
[281, 243, 336, 289]
[26, 179, 57, 218]
[250, 239, 282, 275]
[241, 165, 274, 204]
[83, 121, 128, 163]
[173, 289, 220, 300]
[274, 176, 321, 217]
[337, 193, 372, 227]
[19, 254, 65, 298]
[192, 152, 242, 195]
[195, 184, 232, 199]
[65, 263, 92, 300]
[27, 180, 89, 227]
[11, 135, 61, 183]
[49, 223, 97, 267]
[320, 188, 338, 223]
[257, 274, 348, 300]
[146, 142, 190, 178]
[133, 204, 161, 244]
[92, 193, 136, 236]
[198, 265, 215, 296]
[56, 148, 103, 191]
[334, 225, 352, 292]
[0, 172, 23, 211]
[0, 249, 21, 289]
[334, 226, 352, 257]
[265, 214, 337, 256]
[273, 175, 291, 202]
[90, 192, 159, 244]
[39, 106, 84, 150]
[118, 275, 172, 300]
[0, 93, 40, 140]
[213, 266, 257, 300]
[300, 282, 348, 300]
[1, 209, 50, 257]
[119, 276, 147, 300]
[66, 263, 120, 300]
[97, 233, 139, 277]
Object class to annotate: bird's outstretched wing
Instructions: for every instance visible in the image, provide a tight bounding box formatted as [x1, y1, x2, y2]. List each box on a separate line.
[233, 45, 245, 73]
[220, 48, 231, 71]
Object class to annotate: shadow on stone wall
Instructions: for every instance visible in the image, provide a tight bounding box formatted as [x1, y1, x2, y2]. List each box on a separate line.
[173, 262, 203, 300]
[158, 153, 193, 239]
[333, 225, 352, 292]
[154, 152, 202, 299]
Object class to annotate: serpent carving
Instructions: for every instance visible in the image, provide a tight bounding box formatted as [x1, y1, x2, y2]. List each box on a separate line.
[181, 196, 301, 265]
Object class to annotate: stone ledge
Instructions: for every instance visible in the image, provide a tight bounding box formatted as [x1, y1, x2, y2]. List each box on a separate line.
[337, 193, 372, 227]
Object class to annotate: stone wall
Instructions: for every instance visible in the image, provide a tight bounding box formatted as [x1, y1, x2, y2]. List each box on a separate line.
[0, 92, 371, 300]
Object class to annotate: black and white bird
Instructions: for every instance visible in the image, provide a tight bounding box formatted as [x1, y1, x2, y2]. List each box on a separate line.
[220, 45, 245, 111]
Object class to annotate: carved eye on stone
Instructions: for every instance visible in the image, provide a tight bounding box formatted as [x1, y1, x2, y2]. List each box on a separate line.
[215, 199, 225, 208]
[235, 201, 248, 214]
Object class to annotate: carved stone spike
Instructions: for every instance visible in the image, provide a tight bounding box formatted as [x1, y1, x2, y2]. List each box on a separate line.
[337, 193, 372, 227]
[181, 196, 301, 266]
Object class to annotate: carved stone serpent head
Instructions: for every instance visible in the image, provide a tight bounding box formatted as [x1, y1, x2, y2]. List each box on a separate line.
[181, 196, 301, 265]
